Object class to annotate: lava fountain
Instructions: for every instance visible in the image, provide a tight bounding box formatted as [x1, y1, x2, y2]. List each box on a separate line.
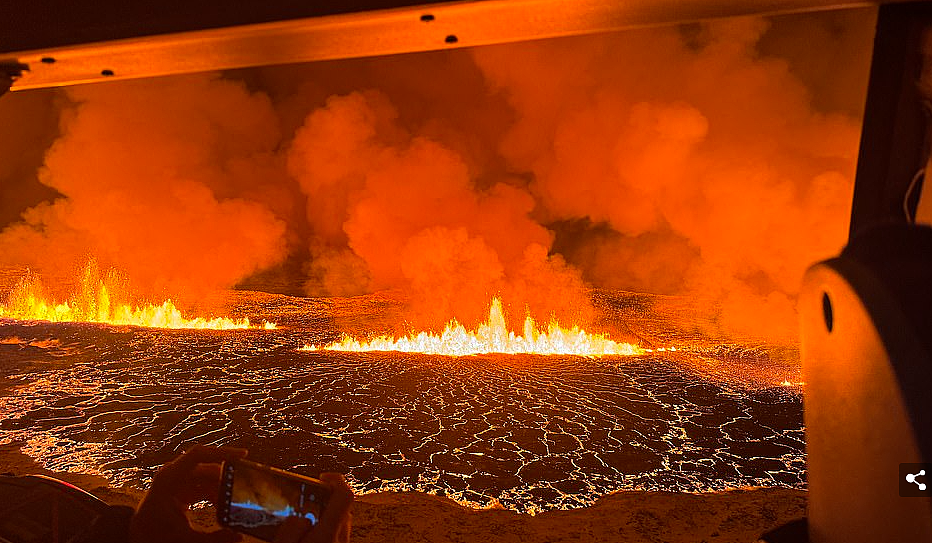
[303, 297, 645, 357]
[0, 262, 276, 330]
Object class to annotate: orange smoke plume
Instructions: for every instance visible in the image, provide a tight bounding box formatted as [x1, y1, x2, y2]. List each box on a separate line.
[0, 10, 874, 345]
[0, 75, 288, 302]
[288, 90, 593, 331]
[473, 15, 867, 342]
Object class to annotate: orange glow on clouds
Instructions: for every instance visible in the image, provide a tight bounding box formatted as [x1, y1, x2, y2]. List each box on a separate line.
[303, 297, 643, 357]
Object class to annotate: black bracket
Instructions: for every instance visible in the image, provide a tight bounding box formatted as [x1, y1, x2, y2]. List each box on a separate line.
[0, 62, 27, 96]
[850, 2, 932, 236]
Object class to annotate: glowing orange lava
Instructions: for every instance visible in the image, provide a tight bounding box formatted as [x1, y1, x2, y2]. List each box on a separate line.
[0, 264, 275, 330]
[303, 297, 644, 357]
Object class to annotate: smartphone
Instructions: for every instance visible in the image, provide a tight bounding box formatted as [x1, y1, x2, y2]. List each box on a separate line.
[217, 459, 331, 542]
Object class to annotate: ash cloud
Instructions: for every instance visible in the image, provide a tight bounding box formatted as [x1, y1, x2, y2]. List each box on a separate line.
[287, 90, 591, 330]
[473, 15, 868, 341]
[0, 75, 289, 301]
[0, 9, 874, 341]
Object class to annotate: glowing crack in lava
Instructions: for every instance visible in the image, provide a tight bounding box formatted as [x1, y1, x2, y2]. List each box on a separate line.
[0, 264, 275, 330]
[303, 297, 644, 357]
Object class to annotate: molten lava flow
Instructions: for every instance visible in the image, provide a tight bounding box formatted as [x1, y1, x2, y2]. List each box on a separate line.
[303, 297, 643, 357]
[0, 265, 275, 330]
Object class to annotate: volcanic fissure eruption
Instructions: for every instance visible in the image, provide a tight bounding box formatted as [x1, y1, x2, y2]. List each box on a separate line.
[0, 13, 866, 346]
[0, 262, 276, 330]
[0, 9, 871, 518]
[304, 297, 645, 357]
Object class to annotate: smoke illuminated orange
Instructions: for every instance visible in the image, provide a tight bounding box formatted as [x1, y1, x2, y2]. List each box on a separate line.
[0, 264, 274, 330]
[303, 297, 644, 357]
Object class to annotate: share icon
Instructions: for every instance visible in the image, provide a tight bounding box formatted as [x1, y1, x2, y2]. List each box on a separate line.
[907, 470, 927, 491]
[900, 464, 932, 496]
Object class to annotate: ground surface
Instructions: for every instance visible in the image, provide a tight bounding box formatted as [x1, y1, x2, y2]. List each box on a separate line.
[0, 298, 806, 512]
[1, 442, 805, 543]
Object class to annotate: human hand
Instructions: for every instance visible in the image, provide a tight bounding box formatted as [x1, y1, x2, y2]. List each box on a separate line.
[130, 445, 247, 543]
[273, 473, 353, 543]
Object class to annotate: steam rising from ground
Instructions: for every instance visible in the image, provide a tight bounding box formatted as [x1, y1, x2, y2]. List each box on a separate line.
[0, 77, 289, 301]
[0, 11, 873, 341]
[474, 17, 863, 340]
[288, 90, 591, 329]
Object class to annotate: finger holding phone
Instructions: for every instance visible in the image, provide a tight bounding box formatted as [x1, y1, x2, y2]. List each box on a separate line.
[130, 446, 353, 543]
[130, 445, 248, 543]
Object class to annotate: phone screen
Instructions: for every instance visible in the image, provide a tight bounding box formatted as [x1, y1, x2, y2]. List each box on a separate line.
[218, 460, 330, 542]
